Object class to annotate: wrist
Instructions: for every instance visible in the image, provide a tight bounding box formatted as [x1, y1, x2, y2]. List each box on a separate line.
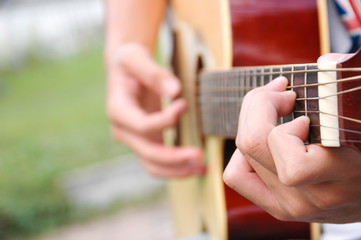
[104, 42, 153, 68]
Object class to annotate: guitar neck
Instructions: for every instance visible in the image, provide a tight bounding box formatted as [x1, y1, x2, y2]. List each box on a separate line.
[198, 62, 322, 143]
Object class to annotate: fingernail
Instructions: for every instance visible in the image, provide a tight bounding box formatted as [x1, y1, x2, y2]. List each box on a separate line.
[287, 90, 297, 98]
[162, 79, 180, 97]
[298, 115, 310, 124]
[277, 76, 288, 84]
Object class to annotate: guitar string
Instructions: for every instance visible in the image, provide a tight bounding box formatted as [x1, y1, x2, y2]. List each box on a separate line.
[294, 110, 361, 124]
[200, 67, 361, 77]
[288, 75, 361, 89]
[309, 124, 361, 135]
[307, 138, 361, 143]
[199, 68, 361, 138]
[197, 84, 361, 103]
[198, 75, 361, 92]
[295, 85, 361, 100]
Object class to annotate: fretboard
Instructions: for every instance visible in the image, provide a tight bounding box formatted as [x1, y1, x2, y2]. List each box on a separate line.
[198, 63, 321, 143]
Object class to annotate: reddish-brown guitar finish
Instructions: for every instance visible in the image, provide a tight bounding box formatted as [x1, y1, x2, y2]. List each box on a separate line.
[225, 0, 321, 239]
[231, 0, 321, 66]
[338, 52, 361, 153]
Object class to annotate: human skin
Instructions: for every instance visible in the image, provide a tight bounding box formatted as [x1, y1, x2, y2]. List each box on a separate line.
[105, 0, 361, 223]
[104, 0, 204, 178]
[223, 53, 361, 223]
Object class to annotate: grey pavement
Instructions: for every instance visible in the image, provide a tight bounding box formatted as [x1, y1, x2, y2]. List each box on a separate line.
[38, 198, 174, 240]
[58, 154, 166, 210]
[40, 154, 210, 240]
[41, 154, 174, 240]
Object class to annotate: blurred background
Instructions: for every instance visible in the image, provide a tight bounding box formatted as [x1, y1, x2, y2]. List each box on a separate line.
[0, 0, 171, 239]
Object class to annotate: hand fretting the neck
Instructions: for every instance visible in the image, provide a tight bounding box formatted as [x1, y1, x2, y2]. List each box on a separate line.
[198, 61, 361, 152]
[198, 63, 321, 143]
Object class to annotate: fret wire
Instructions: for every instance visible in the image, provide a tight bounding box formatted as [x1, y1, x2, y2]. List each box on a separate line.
[291, 65, 295, 121]
[279, 66, 284, 124]
[243, 70, 246, 101]
[230, 70, 238, 136]
[261, 68, 264, 86]
[269, 67, 273, 82]
[237, 70, 240, 109]
[252, 69, 257, 89]
[246, 70, 250, 94]
[304, 65, 308, 117]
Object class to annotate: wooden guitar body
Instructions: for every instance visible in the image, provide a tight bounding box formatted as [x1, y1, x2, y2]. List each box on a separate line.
[168, 0, 325, 239]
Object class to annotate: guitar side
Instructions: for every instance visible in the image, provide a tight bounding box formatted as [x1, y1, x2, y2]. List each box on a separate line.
[168, 0, 232, 239]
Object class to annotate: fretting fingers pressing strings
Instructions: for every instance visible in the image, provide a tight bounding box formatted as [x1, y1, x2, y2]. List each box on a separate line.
[224, 53, 361, 223]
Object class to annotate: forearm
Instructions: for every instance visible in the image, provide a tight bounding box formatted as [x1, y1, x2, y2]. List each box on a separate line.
[104, 0, 167, 62]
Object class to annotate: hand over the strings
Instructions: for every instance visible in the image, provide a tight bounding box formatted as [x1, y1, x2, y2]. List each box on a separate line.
[106, 43, 204, 178]
[223, 53, 361, 223]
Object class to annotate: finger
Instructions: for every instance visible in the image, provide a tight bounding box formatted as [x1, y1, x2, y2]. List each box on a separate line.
[237, 89, 296, 173]
[246, 156, 320, 221]
[317, 53, 353, 63]
[239, 76, 289, 127]
[130, 98, 187, 134]
[108, 85, 187, 134]
[268, 116, 360, 186]
[139, 157, 206, 178]
[223, 149, 285, 219]
[115, 43, 181, 98]
[111, 125, 204, 168]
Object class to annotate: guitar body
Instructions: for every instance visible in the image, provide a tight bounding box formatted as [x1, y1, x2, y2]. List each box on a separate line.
[168, 0, 324, 239]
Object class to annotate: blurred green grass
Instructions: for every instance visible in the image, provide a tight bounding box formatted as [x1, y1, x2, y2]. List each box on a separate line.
[0, 48, 130, 238]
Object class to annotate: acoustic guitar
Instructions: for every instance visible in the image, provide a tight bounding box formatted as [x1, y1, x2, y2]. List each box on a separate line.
[166, 0, 361, 239]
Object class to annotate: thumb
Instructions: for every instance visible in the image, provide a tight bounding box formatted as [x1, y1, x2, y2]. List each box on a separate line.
[114, 43, 181, 98]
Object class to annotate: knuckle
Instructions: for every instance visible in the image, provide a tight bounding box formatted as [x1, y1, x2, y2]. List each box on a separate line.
[283, 204, 312, 220]
[236, 133, 262, 157]
[278, 164, 306, 187]
[134, 123, 148, 134]
[223, 167, 237, 190]
[311, 194, 343, 210]
[148, 68, 163, 84]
